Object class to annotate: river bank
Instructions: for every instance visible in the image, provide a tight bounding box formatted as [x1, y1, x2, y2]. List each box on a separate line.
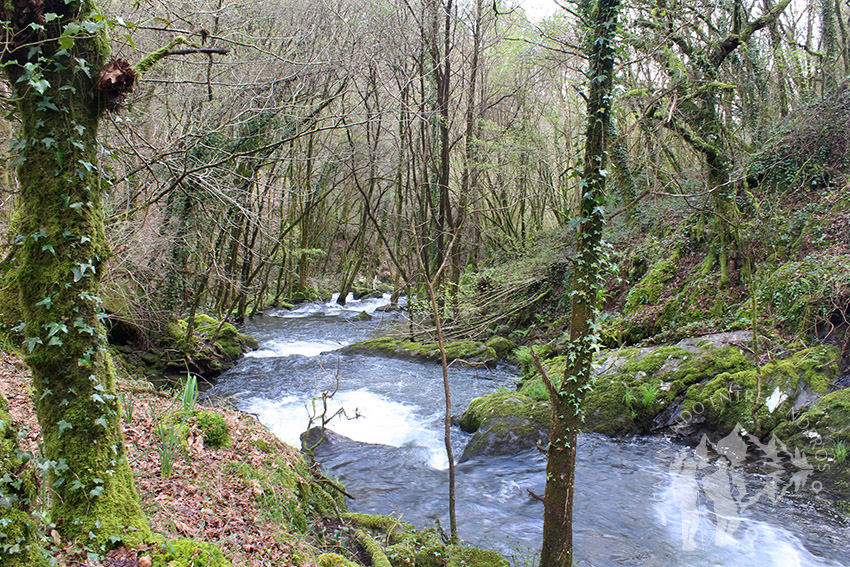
[207, 294, 850, 566]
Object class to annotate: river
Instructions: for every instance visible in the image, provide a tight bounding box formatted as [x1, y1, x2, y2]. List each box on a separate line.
[208, 294, 850, 566]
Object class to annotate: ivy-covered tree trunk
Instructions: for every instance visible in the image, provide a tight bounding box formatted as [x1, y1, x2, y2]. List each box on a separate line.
[1, 0, 150, 547]
[539, 0, 619, 565]
[0, 394, 42, 565]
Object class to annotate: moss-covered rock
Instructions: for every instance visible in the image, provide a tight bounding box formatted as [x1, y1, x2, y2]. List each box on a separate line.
[353, 287, 385, 301]
[459, 392, 550, 461]
[288, 287, 333, 305]
[672, 346, 839, 438]
[151, 539, 231, 567]
[484, 336, 516, 358]
[776, 387, 850, 451]
[446, 545, 509, 567]
[157, 314, 258, 377]
[346, 338, 497, 366]
[0, 394, 43, 566]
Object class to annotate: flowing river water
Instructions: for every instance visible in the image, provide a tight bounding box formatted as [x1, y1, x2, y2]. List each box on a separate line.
[208, 294, 850, 566]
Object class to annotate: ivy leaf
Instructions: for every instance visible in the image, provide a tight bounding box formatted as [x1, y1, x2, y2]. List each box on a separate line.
[30, 79, 50, 94]
[71, 266, 83, 282]
[58, 420, 73, 436]
[23, 336, 43, 352]
[48, 336, 63, 346]
[35, 296, 53, 309]
[89, 485, 104, 498]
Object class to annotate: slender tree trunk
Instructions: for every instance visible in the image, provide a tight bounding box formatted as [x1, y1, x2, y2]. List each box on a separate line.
[539, 0, 619, 564]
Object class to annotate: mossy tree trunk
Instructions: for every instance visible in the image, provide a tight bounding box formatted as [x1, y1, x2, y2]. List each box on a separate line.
[539, 0, 619, 565]
[1, 0, 150, 548]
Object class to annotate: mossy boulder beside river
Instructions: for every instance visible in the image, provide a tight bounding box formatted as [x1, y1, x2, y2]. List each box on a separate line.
[458, 333, 842, 458]
[458, 391, 550, 461]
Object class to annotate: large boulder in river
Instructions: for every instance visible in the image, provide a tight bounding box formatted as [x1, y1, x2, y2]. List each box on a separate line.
[345, 337, 498, 366]
[459, 392, 550, 461]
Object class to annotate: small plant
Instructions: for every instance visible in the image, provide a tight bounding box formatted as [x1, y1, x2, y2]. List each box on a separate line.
[623, 389, 637, 419]
[514, 346, 534, 369]
[180, 374, 198, 413]
[156, 420, 185, 478]
[119, 391, 133, 423]
[524, 381, 549, 402]
[834, 440, 848, 465]
[194, 410, 231, 449]
[637, 383, 659, 409]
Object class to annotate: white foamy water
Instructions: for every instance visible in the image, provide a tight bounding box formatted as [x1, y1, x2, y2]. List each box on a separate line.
[271, 293, 404, 319]
[655, 480, 845, 567]
[246, 389, 448, 469]
[245, 338, 345, 358]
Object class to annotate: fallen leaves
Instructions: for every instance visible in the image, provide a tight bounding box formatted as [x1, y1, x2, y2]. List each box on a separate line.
[0, 350, 311, 566]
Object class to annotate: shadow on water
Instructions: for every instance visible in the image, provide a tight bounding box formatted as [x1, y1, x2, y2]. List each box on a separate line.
[211, 294, 850, 567]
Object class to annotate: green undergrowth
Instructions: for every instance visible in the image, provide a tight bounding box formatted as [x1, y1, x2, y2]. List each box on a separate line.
[151, 538, 231, 567]
[114, 314, 258, 380]
[0, 394, 43, 566]
[227, 442, 345, 535]
[166, 409, 232, 449]
[334, 513, 510, 567]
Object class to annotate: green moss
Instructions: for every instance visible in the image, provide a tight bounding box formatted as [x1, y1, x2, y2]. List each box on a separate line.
[250, 438, 275, 453]
[318, 552, 361, 567]
[676, 346, 839, 436]
[623, 257, 677, 314]
[160, 315, 258, 375]
[348, 338, 496, 366]
[342, 513, 412, 537]
[777, 387, 850, 450]
[151, 539, 231, 567]
[229, 450, 345, 534]
[355, 529, 392, 567]
[386, 541, 416, 566]
[757, 253, 850, 335]
[193, 410, 231, 449]
[459, 391, 548, 433]
[414, 545, 447, 567]
[446, 546, 509, 567]
[484, 336, 516, 357]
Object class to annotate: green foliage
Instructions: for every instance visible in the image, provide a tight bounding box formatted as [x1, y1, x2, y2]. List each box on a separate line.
[151, 539, 231, 567]
[156, 420, 185, 479]
[0, 395, 43, 566]
[229, 451, 344, 534]
[834, 441, 848, 465]
[757, 253, 850, 335]
[192, 411, 231, 449]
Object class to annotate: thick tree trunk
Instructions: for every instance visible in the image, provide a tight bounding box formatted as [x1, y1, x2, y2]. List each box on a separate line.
[2, 0, 150, 546]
